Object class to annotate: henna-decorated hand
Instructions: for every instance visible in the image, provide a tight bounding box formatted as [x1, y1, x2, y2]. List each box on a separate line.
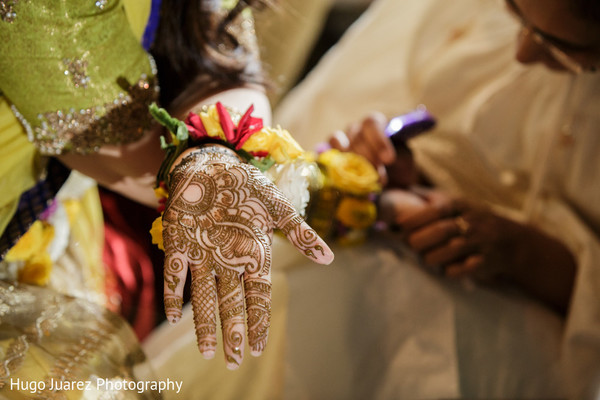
[162, 145, 334, 369]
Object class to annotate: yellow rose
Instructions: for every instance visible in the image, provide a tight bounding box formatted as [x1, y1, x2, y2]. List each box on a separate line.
[242, 127, 304, 163]
[150, 215, 164, 251]
[335, 197, 377, 230]
[318, 149, 381, 195]
[265, 127, 304, 163]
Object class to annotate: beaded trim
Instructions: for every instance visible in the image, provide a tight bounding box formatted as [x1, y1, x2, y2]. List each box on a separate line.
[62, 57, 90, 89]
[12, 73, 159, 155]
[0, 0, 18, 23]
[94, 0, 108, 9]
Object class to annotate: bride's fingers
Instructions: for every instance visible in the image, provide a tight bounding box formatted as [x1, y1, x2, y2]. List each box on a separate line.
[243, 276, 272, 357]
[189, 265, 218, 359]
[278, 213, 334, 265]
[216, 270, 246, 370]
[239, 228, 273, 357]
[163, 251, 189, 325]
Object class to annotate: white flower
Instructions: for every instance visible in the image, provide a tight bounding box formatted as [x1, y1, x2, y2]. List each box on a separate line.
[265, 160, 315, 217]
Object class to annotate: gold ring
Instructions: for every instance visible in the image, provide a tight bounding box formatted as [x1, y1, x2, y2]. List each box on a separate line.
[454, 216, 471, 236]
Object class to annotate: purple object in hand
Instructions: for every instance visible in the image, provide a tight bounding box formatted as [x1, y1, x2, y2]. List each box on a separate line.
[385, 107, 436, 148]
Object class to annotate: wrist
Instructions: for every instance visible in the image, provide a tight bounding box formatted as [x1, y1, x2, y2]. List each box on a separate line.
[149, 102, 305, 193]
[172, 144, 243, 172]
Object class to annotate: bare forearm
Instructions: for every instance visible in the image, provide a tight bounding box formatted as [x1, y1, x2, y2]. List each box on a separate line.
[59, 128, 164, 208]
[59, 87, 272, 208]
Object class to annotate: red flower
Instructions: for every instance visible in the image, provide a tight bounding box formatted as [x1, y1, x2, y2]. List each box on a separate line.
[184, 102, 263, 149]
[234, 104, 263, 149]
[216, 102, 236, 143]
[185, 112, 208, 140]
[249, 151, 269, 158]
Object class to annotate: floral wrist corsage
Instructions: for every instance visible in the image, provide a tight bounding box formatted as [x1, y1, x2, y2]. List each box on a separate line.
[148, 102, 315, 250]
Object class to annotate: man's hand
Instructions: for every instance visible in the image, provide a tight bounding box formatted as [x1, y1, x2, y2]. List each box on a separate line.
[328, 112, 419, 188]
[398, 194, 576, 312]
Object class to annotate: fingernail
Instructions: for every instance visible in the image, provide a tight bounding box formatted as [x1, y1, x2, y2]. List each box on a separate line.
[226, 361, 240, 371]
[168, 315, 181, 325]
[250, 342, 266, 357]
[312, 243, 335, 265]
[198, 340, 217, 359]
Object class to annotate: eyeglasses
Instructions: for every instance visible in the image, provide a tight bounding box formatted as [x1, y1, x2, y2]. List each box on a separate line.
[505, 0, 585, 74]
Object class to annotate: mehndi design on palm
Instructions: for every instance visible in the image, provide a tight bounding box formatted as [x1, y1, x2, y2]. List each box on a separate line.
[162, 145, 334, 369]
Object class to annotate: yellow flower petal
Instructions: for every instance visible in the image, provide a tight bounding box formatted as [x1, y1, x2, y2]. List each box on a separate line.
[241, 129, 272, 153]
[154, 186, 168, 200]
[150, 215, 164, 251]
[242, 126, 304, 162]
[268, 127, 304, 163]
[199, 105, 226, 141]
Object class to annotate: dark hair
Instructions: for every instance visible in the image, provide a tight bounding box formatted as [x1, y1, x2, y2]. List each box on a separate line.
[150, 0, 268, 110]
[571, 0, 600, 23]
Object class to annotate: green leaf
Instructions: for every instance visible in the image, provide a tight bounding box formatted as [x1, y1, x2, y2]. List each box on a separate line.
[176, 122, 189, 142]
[249, 156, 276, 172]
[149, 103, 184, 135]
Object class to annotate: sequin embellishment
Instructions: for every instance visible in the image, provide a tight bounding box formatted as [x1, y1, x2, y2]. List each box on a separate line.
[0, 0, 18, 23]
[63, 58, 90, 88]
[95, 0, 108, 9]
[13, 75, 159, 155]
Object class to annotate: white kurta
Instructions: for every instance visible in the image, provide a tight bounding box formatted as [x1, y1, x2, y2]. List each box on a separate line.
[145, 0, 600, 398]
